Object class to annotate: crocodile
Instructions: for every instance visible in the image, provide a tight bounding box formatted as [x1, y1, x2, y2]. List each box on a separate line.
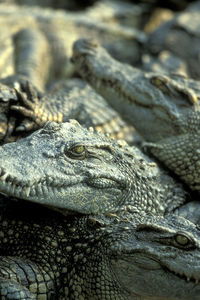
[0, 194, 200, 299]
[0, 0, 146, 143]
[72, 38, 200, 192]
[147, 0, 200, 79]
[8, 78, 138, 145]
[0, 2, 146, 87]
[142, 49, 189, 77]
[0, 120, 186, 215]
[0, 77, 139, 145]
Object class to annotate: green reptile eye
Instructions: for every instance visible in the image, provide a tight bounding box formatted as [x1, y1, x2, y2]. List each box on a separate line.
[151, 77, 163, 87]
[73, 145, 85, 154]
[175, 233, 190, 246]
[67, 144, 86, 159]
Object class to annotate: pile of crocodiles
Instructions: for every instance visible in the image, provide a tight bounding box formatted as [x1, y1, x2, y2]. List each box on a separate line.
[1, 0, 200, 299]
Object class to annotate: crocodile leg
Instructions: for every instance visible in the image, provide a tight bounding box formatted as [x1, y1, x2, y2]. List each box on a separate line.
[11, 79, 139, 145]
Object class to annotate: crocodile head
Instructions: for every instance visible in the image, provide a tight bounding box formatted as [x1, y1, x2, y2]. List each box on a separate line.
[106, 213, 200, 300]
[72, 38, 200, 141]
[0, 120, 185, 215]
[0, 120, 128, 214]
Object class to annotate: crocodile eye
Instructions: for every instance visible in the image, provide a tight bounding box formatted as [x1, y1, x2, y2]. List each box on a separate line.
[67, 144, 86, 159]
[174, 233, 190, 246]
[151, 77, 163, 87]
[73, 145, 85, 154]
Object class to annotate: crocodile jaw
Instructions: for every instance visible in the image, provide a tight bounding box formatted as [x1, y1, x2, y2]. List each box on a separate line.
[0, 121, 132, 215]
[112, 253, 200, 300]
[0, 165, 127, 215]
[72, 38, 188, 143]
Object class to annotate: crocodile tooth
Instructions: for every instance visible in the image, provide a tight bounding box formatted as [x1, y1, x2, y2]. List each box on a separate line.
[24, 186, 31, 197]
[195, 279, 199, 284]
[0, 172, 9, 181]
[187, 277, 190, 282]
[37, 182, 43, 195]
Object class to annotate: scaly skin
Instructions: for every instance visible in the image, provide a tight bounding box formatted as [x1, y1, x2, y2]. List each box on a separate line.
[0, 79, 44, 144]
[175, 201, 200, 225]
[147, 1, 200, 79]
[72, 38, 200, 192]
[0, 120, 185, 215]
[0, 2, 145, 86]
[0, 1, 145, 143]
[0, 196, 200, 299]
[11, 79, 138, 145]
[0, 83, 19, 143]
[14, 28, 50, 91]
[0, 77, 138, 144]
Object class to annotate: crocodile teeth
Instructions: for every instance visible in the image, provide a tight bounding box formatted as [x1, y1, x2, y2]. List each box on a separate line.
[196, 279, 199, 284]
[0, 172, 9, 181]
[24, 186, 31, 197]
[37, 182, 43, 195]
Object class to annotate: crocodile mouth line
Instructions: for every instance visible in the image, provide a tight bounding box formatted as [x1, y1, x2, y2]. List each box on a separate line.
[165, 265, 200, 285]
[131, 252, 200, 286]
[78, 60, 153, 109]
[0, 167, 81, 199]
[80, 61, 132, 103]
[0, 167, 125, 200]
[77, 57, 181, 124]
